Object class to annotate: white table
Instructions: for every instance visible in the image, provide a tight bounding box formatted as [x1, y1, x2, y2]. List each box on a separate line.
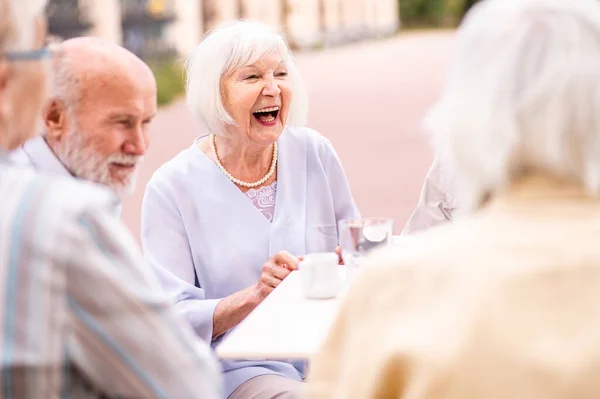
[216, 270, 341, 360]
[216, 235, 406, 360]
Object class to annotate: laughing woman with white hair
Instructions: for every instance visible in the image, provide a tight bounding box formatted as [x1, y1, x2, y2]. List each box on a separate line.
[308, 0, 600, 398]
[141, 20, 359, 398]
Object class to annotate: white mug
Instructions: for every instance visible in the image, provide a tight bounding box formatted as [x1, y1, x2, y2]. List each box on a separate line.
[299, 252, 340, 299]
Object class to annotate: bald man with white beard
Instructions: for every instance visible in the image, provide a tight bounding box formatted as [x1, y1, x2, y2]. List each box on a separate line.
[10, 37, 157, 215]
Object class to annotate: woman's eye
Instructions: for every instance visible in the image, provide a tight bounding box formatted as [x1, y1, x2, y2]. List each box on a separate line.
[276, 72, 288, 77]
[244, 75, 259, 80]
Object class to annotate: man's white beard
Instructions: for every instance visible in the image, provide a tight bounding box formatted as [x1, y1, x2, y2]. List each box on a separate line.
[53, 126, 142, 199]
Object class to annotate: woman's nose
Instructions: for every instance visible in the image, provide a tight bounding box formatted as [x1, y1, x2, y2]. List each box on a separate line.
[262, 79, 281, 96]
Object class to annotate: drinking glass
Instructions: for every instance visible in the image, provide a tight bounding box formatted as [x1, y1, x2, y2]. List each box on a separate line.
[338, 217, 394, 280]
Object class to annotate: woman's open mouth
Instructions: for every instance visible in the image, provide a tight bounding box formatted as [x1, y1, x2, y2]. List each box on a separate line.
[253, 106, 279, 126]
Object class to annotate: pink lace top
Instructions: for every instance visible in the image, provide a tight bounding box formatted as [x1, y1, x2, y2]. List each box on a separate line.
[245, 181, 277, 222]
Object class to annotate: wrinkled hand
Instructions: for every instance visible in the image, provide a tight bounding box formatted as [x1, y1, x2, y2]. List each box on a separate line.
[254, 251, 301, 301]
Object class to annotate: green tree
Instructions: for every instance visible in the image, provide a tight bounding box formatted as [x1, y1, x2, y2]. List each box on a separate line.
[398, 0, 479, 27]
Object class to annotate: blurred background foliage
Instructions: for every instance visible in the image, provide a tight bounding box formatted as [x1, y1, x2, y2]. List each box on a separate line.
[398, 0, 479, 28]
[148, 59, 186, 106]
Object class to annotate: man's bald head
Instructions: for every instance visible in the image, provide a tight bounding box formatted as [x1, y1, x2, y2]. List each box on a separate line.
[51, 37, 156, 107]
[43, 37, 157, 198]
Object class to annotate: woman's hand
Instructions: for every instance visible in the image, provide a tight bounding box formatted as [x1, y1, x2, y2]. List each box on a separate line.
[254, 251, 301, 301]
[213, 251, 301, 340]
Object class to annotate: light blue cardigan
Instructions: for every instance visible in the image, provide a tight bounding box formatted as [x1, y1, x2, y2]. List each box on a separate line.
[141, 126, 359, 398]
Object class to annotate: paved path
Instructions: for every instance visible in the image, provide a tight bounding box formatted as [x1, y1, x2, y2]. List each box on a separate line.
[122, 30, 456, 241]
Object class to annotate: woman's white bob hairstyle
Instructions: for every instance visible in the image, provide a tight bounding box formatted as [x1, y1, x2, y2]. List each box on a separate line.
[185, 20, 308, 136]
[428, 0, 600, 210]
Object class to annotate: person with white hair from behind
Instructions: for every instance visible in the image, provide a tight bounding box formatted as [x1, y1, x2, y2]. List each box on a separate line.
[308, 0, 600, 398]
[0, 0, 221, 397]
[141, 19, 359, 399]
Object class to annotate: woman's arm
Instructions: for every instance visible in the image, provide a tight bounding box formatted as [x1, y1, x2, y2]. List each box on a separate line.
[212, 287, 257, 340]
[142, 178, 221, 342]
[211, 251, 300, 339]
[142, 177, 299, 341]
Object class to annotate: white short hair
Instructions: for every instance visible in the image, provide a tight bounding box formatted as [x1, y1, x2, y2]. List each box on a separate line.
[38, 47, 77, 138]
[185, 20, 308, 135]
[50, 45, 79, 106]
[428, 0, 600, 210]
[0, 0, 47, 52]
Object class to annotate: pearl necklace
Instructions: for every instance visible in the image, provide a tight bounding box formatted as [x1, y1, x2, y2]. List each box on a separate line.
[210, 134, 278, 188]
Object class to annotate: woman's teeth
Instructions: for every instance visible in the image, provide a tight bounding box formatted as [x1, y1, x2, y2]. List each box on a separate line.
[259, 114, 275, 122]
[255, 106, 279, 113]
[253, 106, 279, 123]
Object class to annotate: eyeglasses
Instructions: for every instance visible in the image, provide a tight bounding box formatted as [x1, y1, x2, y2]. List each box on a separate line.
[1, 48, 51, 62]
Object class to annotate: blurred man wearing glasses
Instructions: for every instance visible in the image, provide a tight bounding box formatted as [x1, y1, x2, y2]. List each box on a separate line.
[0, 0, 221, 397]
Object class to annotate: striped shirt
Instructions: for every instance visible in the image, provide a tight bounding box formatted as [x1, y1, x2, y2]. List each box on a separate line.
[0, 157, 222, 398]
[9, 136, 123, 218]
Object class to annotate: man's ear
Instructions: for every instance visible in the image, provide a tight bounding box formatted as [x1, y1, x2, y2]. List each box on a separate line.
[43, 98, 69, 141]
[0, 60, 13, 134]
[0, 60, 10, 92]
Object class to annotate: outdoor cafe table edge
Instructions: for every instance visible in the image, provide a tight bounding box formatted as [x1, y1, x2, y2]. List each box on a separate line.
[216, 235, 407, 360]
[215, 270, 341, 360]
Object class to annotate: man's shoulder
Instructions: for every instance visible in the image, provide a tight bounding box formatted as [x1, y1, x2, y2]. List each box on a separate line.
[1, 165, 118, 220]
[7, 146, 33, 169]
[0, 166, 123, 276]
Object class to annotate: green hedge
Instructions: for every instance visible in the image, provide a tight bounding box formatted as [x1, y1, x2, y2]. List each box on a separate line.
[399, 0, 479, 28]
[149, 60, 186, 106]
